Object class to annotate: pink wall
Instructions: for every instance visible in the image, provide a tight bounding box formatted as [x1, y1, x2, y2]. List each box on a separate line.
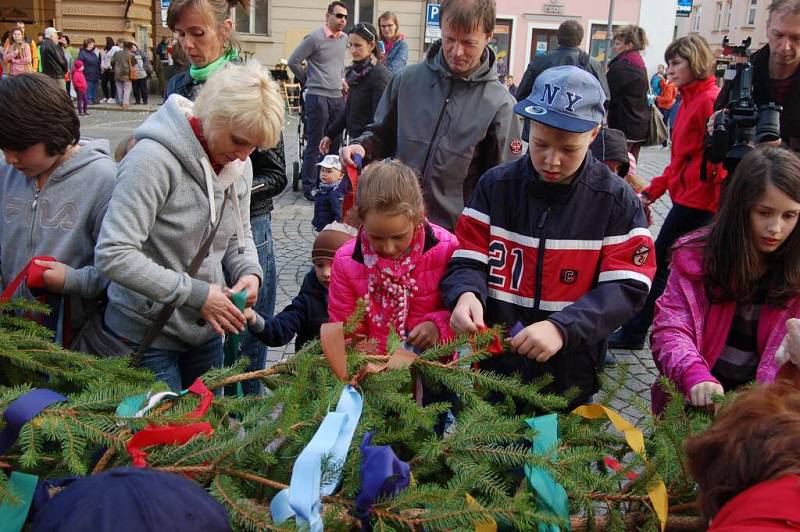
[496, 0, 642, 84]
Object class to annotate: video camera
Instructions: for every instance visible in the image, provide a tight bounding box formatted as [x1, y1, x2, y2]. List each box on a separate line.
[708, 37, 782, 172]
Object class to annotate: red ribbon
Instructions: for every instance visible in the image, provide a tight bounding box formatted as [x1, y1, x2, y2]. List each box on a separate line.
[476, 326, 505, 356]
[126, 378, 215, 467]
[604, 456, 639, 481]
[342, 161, 360, 222]
[0, 256, 57, 301]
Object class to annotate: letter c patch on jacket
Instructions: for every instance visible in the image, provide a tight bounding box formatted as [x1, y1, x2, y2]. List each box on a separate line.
[560, 269, 578, 284]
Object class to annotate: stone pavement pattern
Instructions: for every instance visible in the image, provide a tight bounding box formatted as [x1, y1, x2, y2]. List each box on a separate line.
[81, 109, 674, 422]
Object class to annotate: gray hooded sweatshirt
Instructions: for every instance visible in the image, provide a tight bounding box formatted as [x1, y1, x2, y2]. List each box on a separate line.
[0, 139, 115, 329]
[95, 94, 261, 350]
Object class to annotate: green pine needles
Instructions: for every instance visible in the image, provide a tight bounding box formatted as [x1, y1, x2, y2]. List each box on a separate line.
[0, 298, 710, 530]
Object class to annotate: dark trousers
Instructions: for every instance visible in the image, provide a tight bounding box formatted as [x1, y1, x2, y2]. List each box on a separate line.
[101, 69, 116, 99]
[302, 93, 344, 194]
[618, 203, 714, 341]
[133, 78, 148, 104]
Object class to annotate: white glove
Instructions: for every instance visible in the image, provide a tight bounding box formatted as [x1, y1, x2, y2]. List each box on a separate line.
[689, 381, 724, 408]
[775, 318, 800, 368]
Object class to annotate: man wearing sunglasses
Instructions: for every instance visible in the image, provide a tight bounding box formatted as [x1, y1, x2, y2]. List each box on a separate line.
[289, 1, 349, 201]
[340, 0, 521, 231]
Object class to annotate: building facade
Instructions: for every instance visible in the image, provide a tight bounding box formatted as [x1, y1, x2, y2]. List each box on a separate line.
[684, 0, 769, 54]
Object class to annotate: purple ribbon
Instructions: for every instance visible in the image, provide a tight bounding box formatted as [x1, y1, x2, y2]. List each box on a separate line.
[0, 389, 68, 455]
[355, 432, 410, 528]
[509, 321, 525, 337]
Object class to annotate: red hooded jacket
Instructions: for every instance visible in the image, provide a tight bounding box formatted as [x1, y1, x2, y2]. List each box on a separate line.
[643, 76, 727, 213]
[710, 474, 800, 530]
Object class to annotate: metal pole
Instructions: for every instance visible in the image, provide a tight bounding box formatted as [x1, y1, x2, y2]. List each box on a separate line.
[604, 0, 615, 68]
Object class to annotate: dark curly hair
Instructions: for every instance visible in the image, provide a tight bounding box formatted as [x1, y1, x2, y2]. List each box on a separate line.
[0, 74, 80, 155]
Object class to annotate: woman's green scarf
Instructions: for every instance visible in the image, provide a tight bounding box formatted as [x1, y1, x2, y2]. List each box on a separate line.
[189, 48, 238, 82]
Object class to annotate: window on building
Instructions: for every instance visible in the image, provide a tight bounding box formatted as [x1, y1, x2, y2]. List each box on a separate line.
[491, 19, 513, 78]
[715, 2, 723, 30]
[692, 6, 702, 32]
[235, 0, 269, 35]
[747, 0, 758, 25]
[724, 0, 732, 29]
[590, 24, 623, 62]
[342, 0, 375, 29]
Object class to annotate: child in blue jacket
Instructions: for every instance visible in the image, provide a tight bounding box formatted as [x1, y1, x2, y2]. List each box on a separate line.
[312, 155, 344, 231]
[245, 223, 356, 351]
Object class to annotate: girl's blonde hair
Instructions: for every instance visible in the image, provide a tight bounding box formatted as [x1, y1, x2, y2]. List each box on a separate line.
[356, 160, 425, 224]
[194, 60, 284, 151]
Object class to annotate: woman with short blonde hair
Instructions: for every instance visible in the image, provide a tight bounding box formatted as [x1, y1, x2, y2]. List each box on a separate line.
[95, 60, 284, 391]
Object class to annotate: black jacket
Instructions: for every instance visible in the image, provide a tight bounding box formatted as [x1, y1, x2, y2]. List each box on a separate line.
[166, 70, 288, 215]
[248, 268, 328, 351]
[440, 154, 655, 410]
[40, 39, 67, 79]
[607, 52, 650, 142]
[715, 45, 800, 152]
[325, 61, 392, 140]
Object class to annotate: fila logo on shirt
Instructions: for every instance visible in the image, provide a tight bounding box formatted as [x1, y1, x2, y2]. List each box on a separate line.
[540, 83, 583, 113]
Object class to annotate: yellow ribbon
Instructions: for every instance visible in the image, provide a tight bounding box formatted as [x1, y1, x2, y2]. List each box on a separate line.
[466, 494, 497, 532]
[572, 404, 668, 532]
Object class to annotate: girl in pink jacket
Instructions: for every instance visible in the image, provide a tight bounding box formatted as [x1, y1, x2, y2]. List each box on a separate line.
[651, 147, 800, 413]
[328, 159, 458, 352]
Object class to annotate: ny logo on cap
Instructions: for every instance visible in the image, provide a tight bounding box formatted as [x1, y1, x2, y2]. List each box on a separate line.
[539, 83, 584, 113]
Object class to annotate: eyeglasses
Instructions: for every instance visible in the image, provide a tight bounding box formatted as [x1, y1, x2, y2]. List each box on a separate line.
[333, 12, 348, 19]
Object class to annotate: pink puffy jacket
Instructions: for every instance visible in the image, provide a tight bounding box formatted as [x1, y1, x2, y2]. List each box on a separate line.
[328, 223, 458, 351]
[651, 232, 800, 411]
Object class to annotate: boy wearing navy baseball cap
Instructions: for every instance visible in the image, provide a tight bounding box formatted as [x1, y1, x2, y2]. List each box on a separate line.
[441, 66, 656, 410]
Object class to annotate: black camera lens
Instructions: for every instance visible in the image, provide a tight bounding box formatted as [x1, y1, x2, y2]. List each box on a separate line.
[754, 103, 782, 144]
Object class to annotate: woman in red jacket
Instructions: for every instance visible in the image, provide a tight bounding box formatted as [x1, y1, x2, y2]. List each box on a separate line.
[610, 35, 726, 350]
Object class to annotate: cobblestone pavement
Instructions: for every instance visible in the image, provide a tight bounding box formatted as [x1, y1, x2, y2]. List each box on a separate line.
[83, 109, 674, 422]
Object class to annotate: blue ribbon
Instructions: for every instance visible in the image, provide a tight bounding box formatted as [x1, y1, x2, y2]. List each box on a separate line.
[354, 432, 410, 529]
[0, 389, 68, 455]
[271, 385, 363, 531]
[525, 414, 570, 532]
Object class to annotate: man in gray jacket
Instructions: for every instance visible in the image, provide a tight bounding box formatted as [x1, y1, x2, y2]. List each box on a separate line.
[0, 74, 116, 343]
[340, 0, 521, 231]
[289, 1, 348, 200]
[516, 20, 610, 140]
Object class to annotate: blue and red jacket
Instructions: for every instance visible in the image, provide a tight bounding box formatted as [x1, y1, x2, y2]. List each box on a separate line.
[440, 154, 656, 408]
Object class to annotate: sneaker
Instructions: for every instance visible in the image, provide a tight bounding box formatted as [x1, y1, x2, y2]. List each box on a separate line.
[608, 329, 646, 350]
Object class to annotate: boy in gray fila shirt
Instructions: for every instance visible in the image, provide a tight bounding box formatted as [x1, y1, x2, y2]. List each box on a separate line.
[0, 73, 116, 343]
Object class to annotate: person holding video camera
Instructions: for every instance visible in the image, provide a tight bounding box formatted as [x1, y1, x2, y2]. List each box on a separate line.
[714, 0, 800, 153]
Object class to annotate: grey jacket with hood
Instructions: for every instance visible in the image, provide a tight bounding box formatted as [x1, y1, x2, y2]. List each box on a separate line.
[353, 40, 521, 231]
[0, 139, 115, 329]
[95, 94, 261, 350]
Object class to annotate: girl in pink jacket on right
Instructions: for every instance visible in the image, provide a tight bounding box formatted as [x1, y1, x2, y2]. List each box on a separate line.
[651, 147, 800, 413]
[328, 159, 459, 352]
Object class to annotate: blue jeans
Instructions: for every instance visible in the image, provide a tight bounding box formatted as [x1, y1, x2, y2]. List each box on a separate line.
[138, 336, 224, 392]
[237, 213, 277, 395]
[302, 93, 345, 194]
[87, 80, 98, 102]
[617, 203, 714, 342]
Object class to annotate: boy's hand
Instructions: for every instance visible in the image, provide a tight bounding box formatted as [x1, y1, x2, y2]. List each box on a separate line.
[34, 259, 67, 293]
[689, 381, 724, 408]
[509, 321, 564, 362]
[407, 320, 440, 350]
[243, 307, 257, 325]
[450, 292, 485, 333]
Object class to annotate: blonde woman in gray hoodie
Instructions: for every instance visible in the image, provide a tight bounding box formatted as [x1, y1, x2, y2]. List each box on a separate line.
[95, 60, 284, 391]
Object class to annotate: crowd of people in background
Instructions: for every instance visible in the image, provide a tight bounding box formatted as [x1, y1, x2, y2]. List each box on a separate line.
[2, 0, 800, 525]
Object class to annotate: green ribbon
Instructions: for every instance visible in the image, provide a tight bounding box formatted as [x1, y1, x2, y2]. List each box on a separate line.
[0, 471, 37, 532]
[189, 48, 238, 82]
[525, 414, 570, 532]
[223, 291, 248, 397]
